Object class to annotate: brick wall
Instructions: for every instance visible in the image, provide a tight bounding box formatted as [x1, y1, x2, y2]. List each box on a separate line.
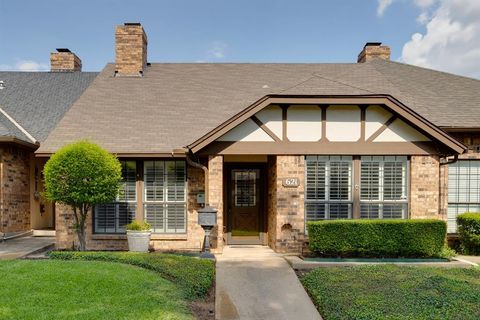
[56, 164, 206, 251]
[410, 155, 441, 219]
[272, 155, 305, 253]
[208, 155, 224, 253]
[0, 146, 31, 234]
[267, 156, 277, 249]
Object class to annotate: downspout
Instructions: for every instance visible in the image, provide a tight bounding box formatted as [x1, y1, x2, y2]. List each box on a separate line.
[185, 149, 209, 205]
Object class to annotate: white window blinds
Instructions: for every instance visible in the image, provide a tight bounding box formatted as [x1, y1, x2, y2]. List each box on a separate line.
[305, 156, 353, 221]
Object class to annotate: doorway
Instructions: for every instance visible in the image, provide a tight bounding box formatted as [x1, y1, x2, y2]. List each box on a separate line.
[225, 164, 266, 245]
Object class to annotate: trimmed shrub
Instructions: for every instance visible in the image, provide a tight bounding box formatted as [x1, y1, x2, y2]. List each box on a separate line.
[307, 219, 446, 258]
[457, 212, 480, 255]
[48, 251, 215, 299]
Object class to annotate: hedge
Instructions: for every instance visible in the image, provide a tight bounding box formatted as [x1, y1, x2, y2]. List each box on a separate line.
[48, 251, 215, 299]
[307, 219, 446, 258]
[457, 212, 480, 255]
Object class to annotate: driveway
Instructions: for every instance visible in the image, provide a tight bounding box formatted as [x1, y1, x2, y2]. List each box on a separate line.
[215, 245, 322, 320]
[0, 236, 55, 259]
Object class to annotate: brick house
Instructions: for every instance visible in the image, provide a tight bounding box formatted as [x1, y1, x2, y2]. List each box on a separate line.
[4, 22, 480, 253]
[0, 56, 96, 239]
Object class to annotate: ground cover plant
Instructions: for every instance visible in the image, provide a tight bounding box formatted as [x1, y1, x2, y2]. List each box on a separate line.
[301, 265, 480, 320]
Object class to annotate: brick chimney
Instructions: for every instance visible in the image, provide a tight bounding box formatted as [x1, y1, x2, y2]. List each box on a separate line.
[50, 49, 82, 72]
[357, 42, 390, 63]
[115, 22, 148, 76]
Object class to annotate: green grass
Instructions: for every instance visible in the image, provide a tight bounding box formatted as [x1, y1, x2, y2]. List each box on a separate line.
[301, 265, 480, 320]
[48, 251, 215, 299]
[0, 260, 192, 320]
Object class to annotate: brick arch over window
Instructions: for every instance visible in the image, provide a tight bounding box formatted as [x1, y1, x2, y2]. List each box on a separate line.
[189, 95, 466, 156]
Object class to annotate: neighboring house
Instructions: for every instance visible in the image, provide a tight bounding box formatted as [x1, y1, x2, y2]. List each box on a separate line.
[5, 22, 480, 253]
[0, 53, 97, 238]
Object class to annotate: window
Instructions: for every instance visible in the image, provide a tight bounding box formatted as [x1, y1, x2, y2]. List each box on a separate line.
[94, 160, 136, 233]
[360, 156, 408, 219]
[305, 156, 353, 221]
[448, 160, 480, 233]
[144, 161, 187, 233]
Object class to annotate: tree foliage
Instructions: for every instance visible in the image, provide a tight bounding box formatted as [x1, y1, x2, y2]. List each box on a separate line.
[44, 141, 122, 250]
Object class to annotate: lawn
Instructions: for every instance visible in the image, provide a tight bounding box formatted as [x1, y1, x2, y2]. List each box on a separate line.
[0, 252, 215, 320]
[301, 265, 480, 320]
[0, 260, 191, 320]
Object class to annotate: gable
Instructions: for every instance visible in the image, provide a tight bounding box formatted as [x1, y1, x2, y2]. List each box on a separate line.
[217, 104, 431, 145]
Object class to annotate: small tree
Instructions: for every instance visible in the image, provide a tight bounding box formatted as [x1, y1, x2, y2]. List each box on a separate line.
[44, 141, 122, 251]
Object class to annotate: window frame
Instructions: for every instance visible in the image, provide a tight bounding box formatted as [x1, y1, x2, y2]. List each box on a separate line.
[305, 155, 410, 225]
[305, 156, 354, 221]
[359, 156, 409, 219]
[447, 159, 480, 233]
[93, 160, 137, 234]
[143, 160, 188, 234]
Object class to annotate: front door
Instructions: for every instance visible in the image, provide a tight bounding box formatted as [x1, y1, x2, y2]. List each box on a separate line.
[226, 165, 265, 244]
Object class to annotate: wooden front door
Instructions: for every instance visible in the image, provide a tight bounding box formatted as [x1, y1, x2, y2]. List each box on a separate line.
[226, 165, 265, 244]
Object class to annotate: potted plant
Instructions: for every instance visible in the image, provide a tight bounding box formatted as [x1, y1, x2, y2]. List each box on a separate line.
[126, 220, 151, 252]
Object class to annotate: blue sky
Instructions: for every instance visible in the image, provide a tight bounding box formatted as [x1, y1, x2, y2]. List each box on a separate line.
[0, 0, 479, 78]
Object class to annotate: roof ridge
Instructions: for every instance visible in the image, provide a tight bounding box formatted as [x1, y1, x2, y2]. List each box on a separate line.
[311, 73, 375, 94]
[0, 107, 37, 143]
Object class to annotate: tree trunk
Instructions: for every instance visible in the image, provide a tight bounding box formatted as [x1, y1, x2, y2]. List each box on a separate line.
[73, 205, 88, 251]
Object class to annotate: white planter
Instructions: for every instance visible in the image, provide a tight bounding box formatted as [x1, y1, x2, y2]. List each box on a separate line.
[126, 231, 151, 252]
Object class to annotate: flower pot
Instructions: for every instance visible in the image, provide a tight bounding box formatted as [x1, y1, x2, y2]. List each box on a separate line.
[126, 231, 151, 252]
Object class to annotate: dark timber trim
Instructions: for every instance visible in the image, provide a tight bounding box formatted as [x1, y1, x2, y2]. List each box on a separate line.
[251, 115, 281, 142]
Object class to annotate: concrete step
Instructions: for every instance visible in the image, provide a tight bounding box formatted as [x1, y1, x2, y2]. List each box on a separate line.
[33, 229, 56, 237]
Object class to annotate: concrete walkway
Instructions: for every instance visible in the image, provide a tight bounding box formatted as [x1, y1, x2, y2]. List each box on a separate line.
[215, 246, 322, 320]
[0, 236, 55, 259]
[454, 255, 480, 266]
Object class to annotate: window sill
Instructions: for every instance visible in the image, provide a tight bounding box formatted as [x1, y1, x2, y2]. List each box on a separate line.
[91, 234, 127, 240]
[151, 233, 188, 240]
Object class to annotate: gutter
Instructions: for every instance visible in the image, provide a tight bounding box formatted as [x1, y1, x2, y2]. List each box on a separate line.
[185, 149, 209, 205]
[440, 155, 458, 166]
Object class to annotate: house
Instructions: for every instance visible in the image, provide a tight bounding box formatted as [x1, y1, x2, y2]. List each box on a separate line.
[3, 22, 480, 253]
[0, 56, 96, 238]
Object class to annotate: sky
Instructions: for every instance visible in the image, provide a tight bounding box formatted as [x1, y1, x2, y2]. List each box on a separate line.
[0, 0, 479, 78]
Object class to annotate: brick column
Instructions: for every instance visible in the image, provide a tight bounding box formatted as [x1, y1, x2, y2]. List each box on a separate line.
[274, 155, 305, 253]
[410, 155, 441, 219]
[208, 156, 224, 253]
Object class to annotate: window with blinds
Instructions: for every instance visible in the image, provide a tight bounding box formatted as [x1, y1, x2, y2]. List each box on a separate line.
[305, 156, 352, 221]
[144, 161, 187, 233]
[360, 156, 408, 219]
[448, 160, 480, 233]
[94, 160, 137, 233]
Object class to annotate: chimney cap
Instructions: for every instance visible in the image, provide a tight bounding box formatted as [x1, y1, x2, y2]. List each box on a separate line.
[124, 22, 141, 26]
[364, 42, 382, 48]
[56, 48, 72, 53]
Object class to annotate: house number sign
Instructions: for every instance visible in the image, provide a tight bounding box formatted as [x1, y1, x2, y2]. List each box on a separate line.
[282, 177, 300, 188]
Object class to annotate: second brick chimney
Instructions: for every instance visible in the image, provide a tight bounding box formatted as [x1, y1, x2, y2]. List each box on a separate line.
[115, 23, 148, 76]
[50, 49, 82, 72]
[357, 42, 391, 63]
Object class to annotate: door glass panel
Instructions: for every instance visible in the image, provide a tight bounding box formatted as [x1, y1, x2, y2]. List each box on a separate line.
[233, 170, 257, 207]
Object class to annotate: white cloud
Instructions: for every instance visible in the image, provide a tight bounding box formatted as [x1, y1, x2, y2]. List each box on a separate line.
[400, 0, 480, 78]
[208, 41, 227, 59]
[0, 59, 49, 72]
[377, 0, 394, 17]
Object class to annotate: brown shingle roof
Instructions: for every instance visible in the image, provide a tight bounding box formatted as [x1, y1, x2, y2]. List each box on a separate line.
[37, 60, 480, 154]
